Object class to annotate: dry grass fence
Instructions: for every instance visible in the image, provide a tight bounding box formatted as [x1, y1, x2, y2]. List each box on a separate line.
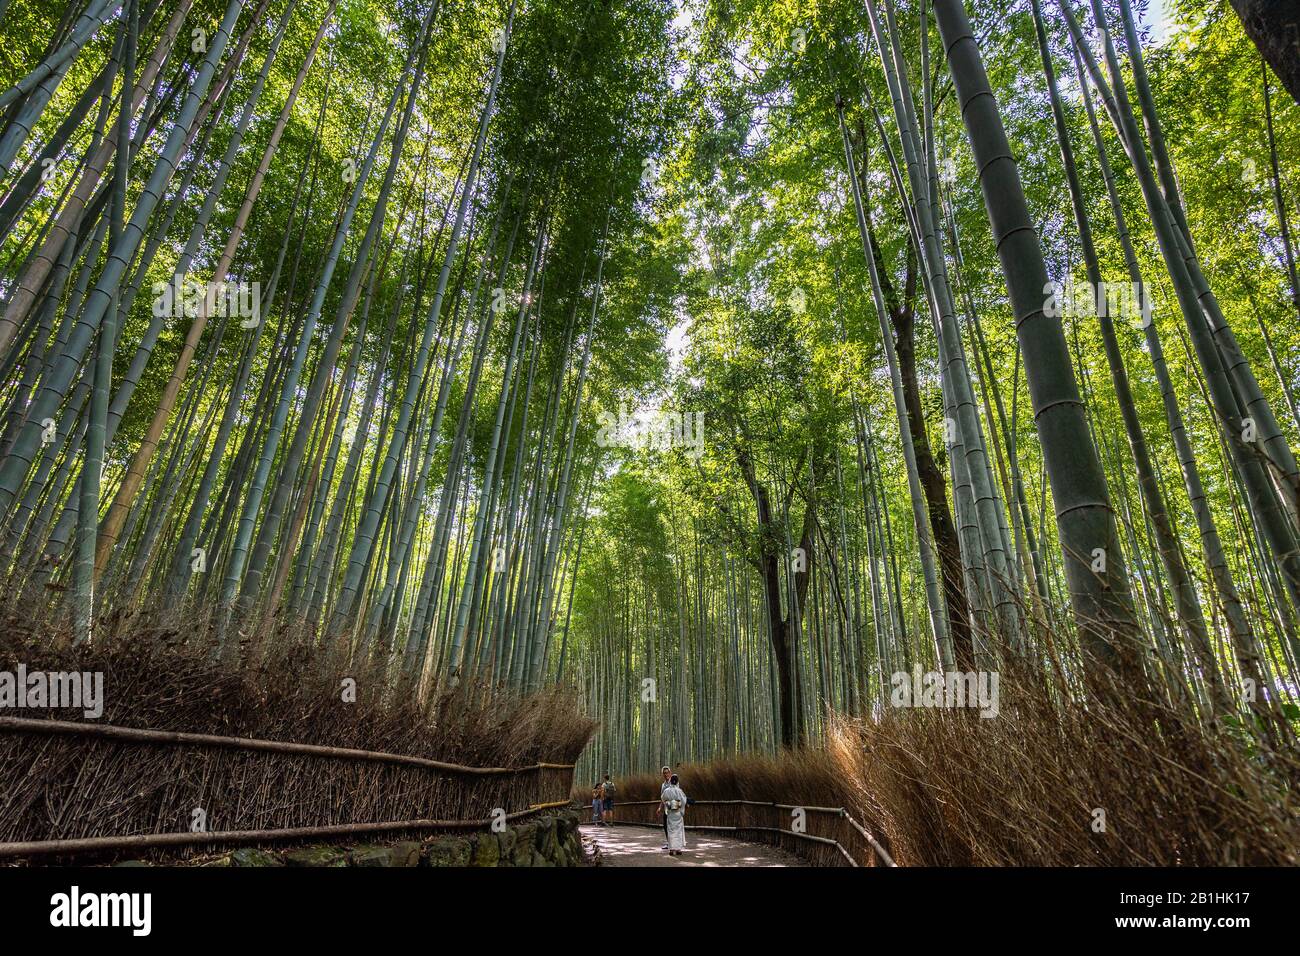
[0, 618, 596, 862]
[6, 614, 1296, 867]
[595, 675, 1299, 867]
[829, 673, 1300, 866]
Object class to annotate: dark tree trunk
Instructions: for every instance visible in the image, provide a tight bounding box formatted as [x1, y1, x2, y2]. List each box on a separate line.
[767, 597, 797, 751]
[1231, 0, 1300, 106]
[891, 281, 975, 672]
[739, 447, 810, 749]
[863, 206, 976, 673]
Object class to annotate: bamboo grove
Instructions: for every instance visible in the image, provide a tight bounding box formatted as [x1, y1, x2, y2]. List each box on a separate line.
[0, 0, 681, 687]
[1, 0, 1298, 781]
[569, 0, 1300, 777]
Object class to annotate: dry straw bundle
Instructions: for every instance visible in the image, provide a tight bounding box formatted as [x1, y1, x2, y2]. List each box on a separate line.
[0, 614, 595, 859]
[830, 672, 1300, 866]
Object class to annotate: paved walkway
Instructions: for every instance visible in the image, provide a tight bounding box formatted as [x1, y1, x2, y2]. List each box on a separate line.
[580, 823, 807, 867]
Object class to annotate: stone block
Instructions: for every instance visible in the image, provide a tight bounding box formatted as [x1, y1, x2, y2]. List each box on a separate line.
[230, 848, 284, 867]
[284, 846, 346, 867]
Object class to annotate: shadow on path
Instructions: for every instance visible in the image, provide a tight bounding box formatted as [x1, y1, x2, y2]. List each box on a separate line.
[581, 823, 807, 867]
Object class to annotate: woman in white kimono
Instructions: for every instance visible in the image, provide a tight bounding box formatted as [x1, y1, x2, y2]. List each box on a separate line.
[662, 773, 687, 855]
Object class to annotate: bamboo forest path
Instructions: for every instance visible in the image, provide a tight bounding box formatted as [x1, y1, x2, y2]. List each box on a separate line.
[580, 824, 807, 867]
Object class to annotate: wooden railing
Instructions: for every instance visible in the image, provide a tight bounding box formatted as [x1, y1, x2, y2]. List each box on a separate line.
[587, 798, 896, 867]
[0, 802, 575, 859]
[0, 716, 577, 860]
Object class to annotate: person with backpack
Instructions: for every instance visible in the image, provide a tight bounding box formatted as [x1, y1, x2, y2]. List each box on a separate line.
[600, 773, 617, 826]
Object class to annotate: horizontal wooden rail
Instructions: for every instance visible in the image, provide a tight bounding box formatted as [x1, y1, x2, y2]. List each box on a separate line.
[841, 812, 896, 867]
[0, 801, 576, 859]
[588, 799, 848, 809]
[606, 820, 861, 866]
[0, 716, 575, 775]
[688, 825, 859, 867]
[584, 798, 896, 867]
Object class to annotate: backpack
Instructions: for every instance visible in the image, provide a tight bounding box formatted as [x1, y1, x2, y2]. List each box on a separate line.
[603, 781, 617, 797]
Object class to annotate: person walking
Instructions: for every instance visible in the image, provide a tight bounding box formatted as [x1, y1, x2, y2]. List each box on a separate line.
[600, 773, 617, 826]
[654, 765, 672, 847]
[662, 774, 688, 856]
